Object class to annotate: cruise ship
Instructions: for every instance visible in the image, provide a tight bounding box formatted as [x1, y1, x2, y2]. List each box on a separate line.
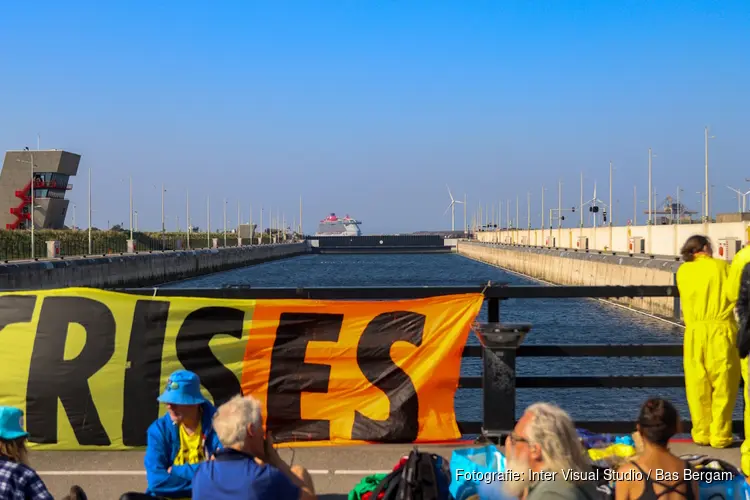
[316, 213, 362, 236]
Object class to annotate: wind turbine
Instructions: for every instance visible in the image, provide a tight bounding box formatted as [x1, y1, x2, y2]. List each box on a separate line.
[728, 185, 750, 213]
[581, 181, 608, 228]
[444, 185, 464, 231]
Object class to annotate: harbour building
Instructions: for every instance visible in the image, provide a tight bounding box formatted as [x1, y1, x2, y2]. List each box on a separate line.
[0, 149, 80, 230]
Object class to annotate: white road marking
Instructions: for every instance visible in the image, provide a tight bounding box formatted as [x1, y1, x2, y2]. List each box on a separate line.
[38, 471, 146, 476]
[37, 469, 388, 476]
[334, 470, 392, 475]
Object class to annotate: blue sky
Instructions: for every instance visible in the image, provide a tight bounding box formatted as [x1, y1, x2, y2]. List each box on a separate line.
[1, 1, 748, 234]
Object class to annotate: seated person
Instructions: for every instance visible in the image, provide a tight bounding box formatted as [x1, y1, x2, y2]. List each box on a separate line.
[122, 370, 222, 499]
[0, 405, 56, 499]
[192, 394, 316, 500]
[614, 398, 699, 499]
[500, 402, 599, 500]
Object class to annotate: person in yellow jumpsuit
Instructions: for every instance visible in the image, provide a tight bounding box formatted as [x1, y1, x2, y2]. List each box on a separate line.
[676, 235, 740, 448]
[726, 241, 750, 475]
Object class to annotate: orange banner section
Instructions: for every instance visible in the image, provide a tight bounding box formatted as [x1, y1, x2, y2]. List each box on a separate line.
[241, 294, 484, 445]
[0, 288, 482, 449]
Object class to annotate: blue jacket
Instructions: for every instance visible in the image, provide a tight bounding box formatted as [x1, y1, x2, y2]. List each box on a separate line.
[144, 402, 223, 498]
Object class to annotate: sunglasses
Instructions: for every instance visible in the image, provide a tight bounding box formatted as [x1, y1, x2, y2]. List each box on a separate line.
[508, 432, 530, 445]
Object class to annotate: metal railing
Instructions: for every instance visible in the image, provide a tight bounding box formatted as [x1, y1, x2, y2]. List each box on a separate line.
[113, 283, 722, 441]
[0, 232, 299, 262]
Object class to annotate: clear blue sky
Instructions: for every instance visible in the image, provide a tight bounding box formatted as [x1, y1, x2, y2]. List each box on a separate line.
[1, 1, 748, 234]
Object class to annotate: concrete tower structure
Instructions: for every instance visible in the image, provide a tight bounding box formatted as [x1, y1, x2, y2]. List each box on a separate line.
[0, 149, 80, 230]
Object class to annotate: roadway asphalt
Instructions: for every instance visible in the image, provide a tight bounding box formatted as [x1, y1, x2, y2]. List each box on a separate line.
[32, 441, 742, 499]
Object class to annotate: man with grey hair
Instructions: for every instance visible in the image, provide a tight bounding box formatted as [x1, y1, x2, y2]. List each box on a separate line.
[191, 394, 316, 500]
[498, 402, 599, 499]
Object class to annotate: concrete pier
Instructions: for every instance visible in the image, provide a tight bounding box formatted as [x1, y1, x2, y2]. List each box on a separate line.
[0, 242, 310, 290]
[476, 220, 749, 258]
[458, 241, 681, 319]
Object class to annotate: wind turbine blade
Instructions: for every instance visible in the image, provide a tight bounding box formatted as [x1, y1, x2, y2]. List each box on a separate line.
[447, 185, 454, 202]
[444, 203, 453, 215]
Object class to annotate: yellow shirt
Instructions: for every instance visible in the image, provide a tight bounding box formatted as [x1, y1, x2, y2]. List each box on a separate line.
[173, 421, 206, 466]
[172, 422, 205, 500]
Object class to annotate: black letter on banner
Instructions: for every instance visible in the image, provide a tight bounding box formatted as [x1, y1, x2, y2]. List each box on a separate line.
[0, 295, 36, 330]
[175, 307, 244, 407]
[351, 311, 425, 442]
[27, 297, 115, 445]
[267, 313, 343, 441]
[122, 300, 170, 446]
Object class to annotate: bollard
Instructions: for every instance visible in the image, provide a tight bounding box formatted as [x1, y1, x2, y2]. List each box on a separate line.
[212, 238, 218, 249]
[46, 240, 60, 259]
[237, 237, 243, 247]
[126, 239, 136, 253]
[474, 322, 532, 442]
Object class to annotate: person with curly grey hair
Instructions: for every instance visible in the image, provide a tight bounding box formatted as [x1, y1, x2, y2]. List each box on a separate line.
[500, 402, 598, 499]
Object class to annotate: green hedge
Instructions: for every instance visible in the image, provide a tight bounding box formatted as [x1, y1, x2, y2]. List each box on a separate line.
[0, 229, 289, 261]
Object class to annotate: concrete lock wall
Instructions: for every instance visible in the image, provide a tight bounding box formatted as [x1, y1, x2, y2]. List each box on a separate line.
[0, 242, 310, 290]
[458, 240, 681, 319]
[475, 221, 750, 258]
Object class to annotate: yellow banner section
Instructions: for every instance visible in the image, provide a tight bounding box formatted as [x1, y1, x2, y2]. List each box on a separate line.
[0, 288, 483, 450]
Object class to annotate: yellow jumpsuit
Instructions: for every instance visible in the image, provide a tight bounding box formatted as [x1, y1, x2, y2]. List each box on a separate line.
[676, 254, 740, 448]
[726, 245, 750, 474]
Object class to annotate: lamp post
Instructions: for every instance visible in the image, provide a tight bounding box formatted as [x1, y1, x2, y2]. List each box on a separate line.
[609, 161, 614, 226]
[705, 127, 715, 221]
[580, 172, 584, 228]
[161, 184, 166, 249]
[223, 198, 227, 247]
[16, 152, 36, 258]
[527, 191, 531, 229]
[186, 189, 191, 250]
[129, 176, 133, 241]
[558, 179, 562, 228]
[88, 167, 92, 254]
[648, 149, 654, 225]
[541, 186, 545, 229]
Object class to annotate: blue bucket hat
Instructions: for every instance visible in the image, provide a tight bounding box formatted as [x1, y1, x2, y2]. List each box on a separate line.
[0, 406, 29, 440]
[157, 370, 208, 406]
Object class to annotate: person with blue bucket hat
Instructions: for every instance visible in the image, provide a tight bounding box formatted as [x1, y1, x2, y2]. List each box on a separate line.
[0, 405, 55, 498]
[120, 370, 223, 500]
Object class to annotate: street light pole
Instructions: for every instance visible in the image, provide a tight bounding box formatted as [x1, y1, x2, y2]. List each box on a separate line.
[609, 161, 613, 226]
[541, 186, 545, 230]
[705, 126, 715, 221]
[558, 179, 562, 228]
[223, 198, 227, 247]
[207, 195, 210, 247]
[648, 149, 652, 225]
[129, 175, 133, 241]
[161, 183, 166, 250]
[580, 172, 584, 228]
[23, 151, 36, 259]
[527, 191, 531, 229]
[88, 167, 92, 254]
[186, 189, 190, 249]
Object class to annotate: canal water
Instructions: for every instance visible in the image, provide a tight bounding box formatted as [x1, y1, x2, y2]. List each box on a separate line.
[162, 253, 744, 429]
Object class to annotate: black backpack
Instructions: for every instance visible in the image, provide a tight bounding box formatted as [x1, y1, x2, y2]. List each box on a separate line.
[369, 448, 449, 500]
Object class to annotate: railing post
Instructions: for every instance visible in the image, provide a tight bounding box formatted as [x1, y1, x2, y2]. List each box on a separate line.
[488, 297, 500, 322]
[475, 322, 532, 441]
